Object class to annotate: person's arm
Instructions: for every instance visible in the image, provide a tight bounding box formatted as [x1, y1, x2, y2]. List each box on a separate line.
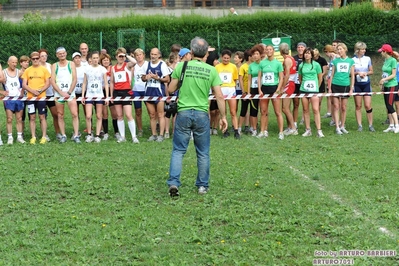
[0, 65, 5, 83]
[318, 73, 323, 88]
[212, 85, 228, 132]
[276, 71, 284, 94]
[281, 58, 291, 91]
[239, 74, 244, 95]
[258, 70, 262, 95]
[103, 72, 109, 105]
[329, 64, 335, 93]
[247, 74, 252, 94]
[81, 73, 87, 104]
[168, 77, 178, 94]
[22, 77, 39, 96]
[349, 65, 355, 94]
[68, 62, 77, 96]
[109, 67, 114, 103]
[50, 63, 64, 96]
[126, 55, 137, 70]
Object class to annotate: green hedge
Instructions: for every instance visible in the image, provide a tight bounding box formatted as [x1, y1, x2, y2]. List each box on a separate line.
[0, 3, 398, 64]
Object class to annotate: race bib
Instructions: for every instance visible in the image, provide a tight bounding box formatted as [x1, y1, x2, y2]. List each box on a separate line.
[148, 78, 161, 89]
[251, 77, 258, 88]
[5, 80, 21, 97]
[115, 72, 127, 83]
[337, 63, 350, 73]
[303, 80, 317, 92]
[89, 81, 102, 94]
[56, 81, 71, 92]
[356, 74, 368, 83]
[219, 73, 232, 84]
[382, 72, 389, 84]
[262, 72, 274, 84]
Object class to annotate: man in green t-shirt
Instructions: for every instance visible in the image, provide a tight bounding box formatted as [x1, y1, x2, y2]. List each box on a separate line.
[167, 37, 228, 197]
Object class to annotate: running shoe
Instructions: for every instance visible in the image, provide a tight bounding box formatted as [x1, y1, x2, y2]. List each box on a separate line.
[340, 127, 349, 134]
[156, 135, 164, 142]
[169, 185, 179, 197]
[17, 136, 26, 144]
[85, 135, 94, 143]
[148, 135, 157, 141]
[317, 130, 325, 138]
[133, 137, 140, 144]
[278, 133, 284, 140]
[336, 128, 343, 135]
[358, 125, 363, 132]
[369, 125, 375, 132]
[103, 133, 109, 140]
[7, 136, 13, 145]
[198, 186, 208, 195]
[94, 136, 101, 143]
[302, 129, 312, 137]
[383, 126, 394, 133]
[39, 137, 47, 144]
[30, 137, 37, 145]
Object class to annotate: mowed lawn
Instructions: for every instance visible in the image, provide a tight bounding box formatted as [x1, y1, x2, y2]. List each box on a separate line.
[0, 55, 398, 265]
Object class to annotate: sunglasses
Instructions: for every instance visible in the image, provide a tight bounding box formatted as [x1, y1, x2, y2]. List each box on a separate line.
[31, 57, 40, 60]
[118, 55, 126, 58]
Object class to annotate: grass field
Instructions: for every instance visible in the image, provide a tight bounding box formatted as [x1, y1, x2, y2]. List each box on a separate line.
[0, 54, 398, 265]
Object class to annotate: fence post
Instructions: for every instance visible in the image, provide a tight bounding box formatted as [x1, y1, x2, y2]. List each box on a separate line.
[333, 29, 336, 40]
[217, 30, 220, 54]
[158, 30, 161, 50]
[40, 33, 42, 48]
[248, 0, 252, 7]
[100, 31, 103, 50]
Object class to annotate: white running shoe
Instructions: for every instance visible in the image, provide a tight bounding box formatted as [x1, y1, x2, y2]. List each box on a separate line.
[317, 130, 325, 138]
[302, 129, 312, 137]
[383, 126, 394, 133]
[133, 137, 140, 144]
[336, 128, 343, 135]
[340, 127, 349, 134]
[103, 133, 109, 140]
[85, 135, 94, 143]
[7, 136, 13, 145]
[278, 133, 284, 140]
[16, 136, 26, 144]
[94, 136, 101, 143]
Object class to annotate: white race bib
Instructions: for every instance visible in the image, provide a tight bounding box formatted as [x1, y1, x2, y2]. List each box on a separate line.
[219, 73, 232, 84]
[382, 72, 389, 84]
[356, 75, 368, 83]
[337, 63, 350, 73]
[303, 80, 317, 92]
[148, 78, 161, 89]
[115, 72, 127, 83]
[89, 80, 102, 94]
[262, 72, 274, 84]
[251, 77, 258, 88]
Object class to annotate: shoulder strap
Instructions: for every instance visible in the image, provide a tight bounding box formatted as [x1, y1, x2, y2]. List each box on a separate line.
[177, 61, 188, 90]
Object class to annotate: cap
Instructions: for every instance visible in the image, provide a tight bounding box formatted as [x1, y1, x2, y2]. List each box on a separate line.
[30, 51, 40, 58]
[178, 48, 190, 58]
[378, 44, 393, 53]
[56, 47, 66, 53]
[72, 52, 81, 59]
[297, 42, 307, 48]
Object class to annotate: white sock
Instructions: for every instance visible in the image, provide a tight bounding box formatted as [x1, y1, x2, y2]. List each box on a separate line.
[117, 120, 125, 138]
[128, 120, 136, 139]
[390, 124, 394, 128]
[294, 122, 297, 128]
[8, 133, 12, 137]
[17, 132, 22, 136]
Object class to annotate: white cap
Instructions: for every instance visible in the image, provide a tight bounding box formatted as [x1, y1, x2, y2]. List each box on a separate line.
[72, 52, 81, 59]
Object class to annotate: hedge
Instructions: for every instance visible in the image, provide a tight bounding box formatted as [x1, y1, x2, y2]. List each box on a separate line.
[0, 3, 398, 63]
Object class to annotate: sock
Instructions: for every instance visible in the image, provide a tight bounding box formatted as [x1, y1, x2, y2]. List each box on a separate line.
[102, 119, 108, 134]
[117, 120, 125, 138]
[128, 120, 137, 139]
[294, 122, 297, 128]
[390, 124, 394, 128]
[8, 133, 12, 137]
[17, 132, 22, 137]
[112, 119, 118, 134]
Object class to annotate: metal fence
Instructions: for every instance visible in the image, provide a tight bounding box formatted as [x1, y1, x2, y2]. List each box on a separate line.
[1, 0, 334, 10]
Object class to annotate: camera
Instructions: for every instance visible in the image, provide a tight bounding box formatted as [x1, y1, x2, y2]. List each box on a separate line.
[164, 101, 177, 114]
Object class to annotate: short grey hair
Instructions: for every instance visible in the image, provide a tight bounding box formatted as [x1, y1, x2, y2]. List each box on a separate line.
[354, 41, 367, 55]
[279, 43, 290, 55]
[191, 37, 209, 58]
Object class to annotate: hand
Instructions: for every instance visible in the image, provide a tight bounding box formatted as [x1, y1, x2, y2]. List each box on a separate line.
[110, 98, 114, 104]
[61, 92, 69, 98]
[32, 90, 40, 96]
[105, 99, 109, 106]
[81, 97, 86, 105]
[379, 79, 385, 85]
[219, 117, 228, 133]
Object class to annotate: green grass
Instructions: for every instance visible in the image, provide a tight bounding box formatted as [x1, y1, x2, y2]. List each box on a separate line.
[0, 55, 399, 265]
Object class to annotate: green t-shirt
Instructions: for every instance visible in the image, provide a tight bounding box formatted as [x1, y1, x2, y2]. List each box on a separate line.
[259, 58, 283, 86]
[171, 60, 222, 113]
[381, 56, 398, 87]
[298, 61, 322, 92]
[331, 57, 355, 86]
[248, 61, 261, 88]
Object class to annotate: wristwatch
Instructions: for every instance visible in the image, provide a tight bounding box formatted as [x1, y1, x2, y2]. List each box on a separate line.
[67, 92, 71, 95]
